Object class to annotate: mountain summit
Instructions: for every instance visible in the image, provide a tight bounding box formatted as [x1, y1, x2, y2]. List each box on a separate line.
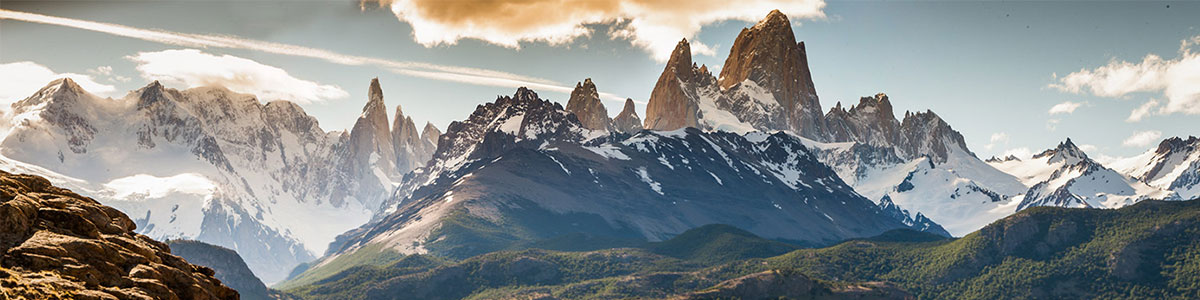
[719, 9, 824, 136]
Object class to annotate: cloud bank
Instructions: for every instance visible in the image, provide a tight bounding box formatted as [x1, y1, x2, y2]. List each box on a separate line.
[1051, 35, 1200, 120]
[367, 0, 825, 61]
[128, 49, 348, 104]
[0, 62, 116, 104]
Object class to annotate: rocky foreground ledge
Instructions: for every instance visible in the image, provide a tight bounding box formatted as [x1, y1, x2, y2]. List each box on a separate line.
[0, 170, 237, 300]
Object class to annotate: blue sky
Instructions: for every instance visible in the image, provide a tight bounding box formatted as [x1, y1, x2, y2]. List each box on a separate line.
[1, 1, 1197, 159]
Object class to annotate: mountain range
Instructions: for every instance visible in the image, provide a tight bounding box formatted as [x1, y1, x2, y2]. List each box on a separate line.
[0, 76, 438, 283]
[0, 8, 1196, 298]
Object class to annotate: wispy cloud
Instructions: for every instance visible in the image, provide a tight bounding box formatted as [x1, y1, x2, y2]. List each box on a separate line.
[129, 49, 349, 104]
[364, 0, 825, 62]
[1122, 130, 1163, 148]
[0, 62, 116, 103]
[1050, 35, 1200, 118]
[985, 132, 1009, 150]
[1047, 101, 1084, 115]
[0, 9, 638, 103]
[1127, 99, 1160, 122]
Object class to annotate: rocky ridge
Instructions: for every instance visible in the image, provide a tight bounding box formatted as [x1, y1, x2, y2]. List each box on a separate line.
[0, 170, 238, 299]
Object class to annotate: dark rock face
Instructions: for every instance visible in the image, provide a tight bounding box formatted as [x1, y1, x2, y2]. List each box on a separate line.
[564, 78, 612, 131]
[168, 240, 274, 300]
[612, 98, 644, 134]
[0, 171, 238, 300]
[718, 9, 825, 138]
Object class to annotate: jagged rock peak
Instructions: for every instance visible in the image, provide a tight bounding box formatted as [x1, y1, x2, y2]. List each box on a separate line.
[133, 80, 178, 110]
[755, 9, 791, 30]
[1156, 136, 1200, 155]
[14, 78, 90, 110]
[422, 122, 441, 138]
[364, 77, 387, 114]
[644, 38, 703, 131]
[565, 78, 611, 131]
[985, 155, 1022, 163]
[50, 77, 85, 95]
[718, 8, 822, 137]
[612, 98, 644, 133]
[1034, 138, 1089, 164]
[667, 38, 696, 81]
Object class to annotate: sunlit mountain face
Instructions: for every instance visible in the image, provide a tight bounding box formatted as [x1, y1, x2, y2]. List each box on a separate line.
[1, 1, 1198, 299]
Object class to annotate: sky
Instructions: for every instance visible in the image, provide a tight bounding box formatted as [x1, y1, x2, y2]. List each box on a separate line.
[1, 0, 1197, 160]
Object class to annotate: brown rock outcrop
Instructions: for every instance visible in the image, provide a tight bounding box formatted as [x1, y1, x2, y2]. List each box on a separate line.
[564, 78, 612, 131]
[644, 39, 709, 131]
[0, 170, 238, 300]
[612, 98, 644, 134]
[718, 9, 825, 138]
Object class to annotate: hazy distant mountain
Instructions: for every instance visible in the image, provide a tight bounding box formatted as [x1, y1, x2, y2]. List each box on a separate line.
[167, 240, 278, 300]
[0, 77, 438, 283]
[989, 138, 1178, 211]
[1107, 136, 1200, 200]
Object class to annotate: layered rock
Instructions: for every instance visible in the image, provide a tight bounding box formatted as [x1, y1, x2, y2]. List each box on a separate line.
[718, 9, 824, 137]
[0, 171, 238, 299]
[612, 98, 644, 133]
[564, 78, 612, 131]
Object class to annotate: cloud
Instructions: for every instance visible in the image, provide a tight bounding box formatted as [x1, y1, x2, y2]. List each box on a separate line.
[985, 132, 1009, 150]
[1078, 144, 1099, 153]
[0, 8, 634, 102]
[88, 66, 113, 76]
[1045, 119, 1060, 131]
[1001, 147, 1033, 160]
[1047, 101, 1084, 115]
[103, 173, 216, 200]
[1122, 130, 1163, 148]
[0, 61, 116, 104]
[128, 49, 349, 104]
[1127, 99, 1160, 122]
[1050, 35, 1200, 118]
[366, 0, 825, 61]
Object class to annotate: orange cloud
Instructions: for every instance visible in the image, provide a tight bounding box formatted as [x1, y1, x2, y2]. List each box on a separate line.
[367, 0, 825, 61]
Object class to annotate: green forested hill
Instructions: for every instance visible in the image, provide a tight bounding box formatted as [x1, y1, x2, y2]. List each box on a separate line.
[285, 200, 1200, 299]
